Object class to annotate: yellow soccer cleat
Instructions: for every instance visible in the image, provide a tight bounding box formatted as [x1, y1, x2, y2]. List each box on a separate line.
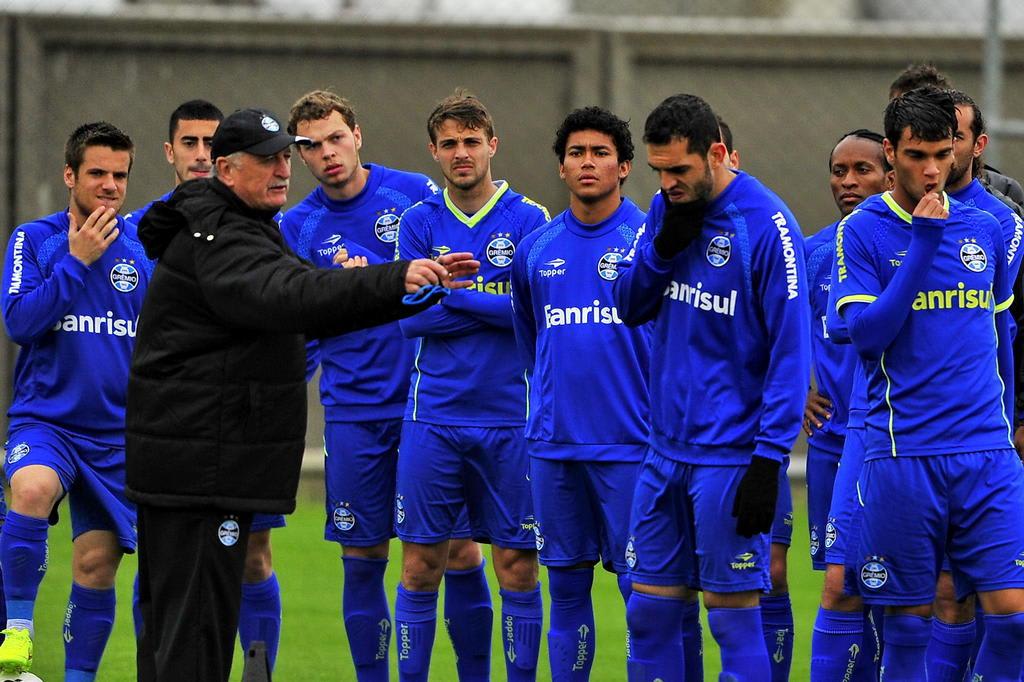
[0, 628, 32, 674]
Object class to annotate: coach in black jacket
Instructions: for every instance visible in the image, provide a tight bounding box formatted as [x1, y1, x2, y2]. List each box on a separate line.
[126, 108, 477, 682]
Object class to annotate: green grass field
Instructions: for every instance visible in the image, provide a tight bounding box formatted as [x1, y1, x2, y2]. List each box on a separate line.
[26, 482, 820, 680]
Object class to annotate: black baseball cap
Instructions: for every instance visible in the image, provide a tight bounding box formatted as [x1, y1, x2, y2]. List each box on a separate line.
[211, 108, 309, 159]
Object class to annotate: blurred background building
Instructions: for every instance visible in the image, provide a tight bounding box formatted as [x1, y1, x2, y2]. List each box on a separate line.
[1, 0, 1022, 467]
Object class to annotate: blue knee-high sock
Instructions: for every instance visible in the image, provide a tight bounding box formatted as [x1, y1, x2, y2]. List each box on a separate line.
[626, 592, 684, 682]
[857, 607, 880, 682]
[395, 585, 437, 682]
[871, 605, 885, 666]
[239, 573, 282, 672]
[881, 613, 931, 681]
[617, 574, 633, 660]
[342, 557, 390, 682]
[0, 511, 48, 634]
[925, 619, 975, 682]
[63, 583, 115, 681]
[131, 572, 143, 640]
[500, 585, 543, 682]
[969, 601, 985, 673]
[681, 599, 703, 682]
[972, 612, 1024, 680]
[707, 607, 771, 681]
[547, 568, 595, 682]
[444, 560, 492, 682]
[761, 594, 793, 682]
[810, 608, 862, 682]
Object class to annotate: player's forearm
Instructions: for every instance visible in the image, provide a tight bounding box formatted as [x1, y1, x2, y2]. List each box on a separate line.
[757, 295, 812, 462]
[998, 309, 1016, 423]
[442, 290, 513, 328]
[843, 221, 943, 360]
[399, 305, 491, 338]
[613, 242, 674, 327]
[2, 255, 89, 344]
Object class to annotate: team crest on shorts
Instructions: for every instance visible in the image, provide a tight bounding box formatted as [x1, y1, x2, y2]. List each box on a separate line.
[333, 505, 356, 532]
[395, 495, 406, 525]
[218, 518, 240, 547]
[625, 538, 637, 569]
[809, 529, 819, 557]
[374, 212, 401, 243]
[597, 249, 625, 281]
[825, 520, 837, 549]
[960, 241, 987, 272]
[6, 442, 29, 465]
[860, 556, 888, 589]
[486, 233, 515, 267]
[533, 525, 544, 551]
[706, 235, 732, 267]
[260, 115, 280, 132]
[110, 261, 139, 293]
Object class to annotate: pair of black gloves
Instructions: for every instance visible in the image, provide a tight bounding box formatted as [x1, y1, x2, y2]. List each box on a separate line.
[653, 190, 780, 537]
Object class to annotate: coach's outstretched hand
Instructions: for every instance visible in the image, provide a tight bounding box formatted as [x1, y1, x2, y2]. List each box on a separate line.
[732, 455, 781, 538]
[653, 193, 707, 260]
[404, 252, 480, 293]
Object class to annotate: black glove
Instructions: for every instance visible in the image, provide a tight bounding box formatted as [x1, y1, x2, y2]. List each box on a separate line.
[731, 455, 781, 538]
[653, 192, 707, 260]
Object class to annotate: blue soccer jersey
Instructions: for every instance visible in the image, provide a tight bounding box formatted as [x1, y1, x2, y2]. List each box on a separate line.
[833, 192, 1014, 459]
[124, 190, 173, 226]
[806, 222, 858, 454]
[3, 211, 153, 445]
[613, 171, 811, 465]
[511, 198, 650, 462]
[280, 164, 438, 421]
[397, 181, 550, 426]
[951, 177, 1024, 286]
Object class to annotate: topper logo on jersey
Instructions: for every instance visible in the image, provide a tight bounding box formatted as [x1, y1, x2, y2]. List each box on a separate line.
[218, 519, 240, 546]
[110, 261, 139, 293]
[706, 235, 732, 267]
[598, 250, 625, 281]
[487, 233, 515, 267]
[333, 505, 356, 531]
[544, 301, 623, 328]
[317, 234, 346, 258]
[911, 282, 992, 311]
[540, 258, 567, 278]
[6, 442, 29, 465]
[52, 312, 138, 337]
[7, 231, 25, 294]
[663, 280, 738, 317]
[773, 212, 800, 299]
[374, 212, 401, 243]
[261, 115, 280, 132]
[860, 557, 888, 589]
[959, 240, 987, 273]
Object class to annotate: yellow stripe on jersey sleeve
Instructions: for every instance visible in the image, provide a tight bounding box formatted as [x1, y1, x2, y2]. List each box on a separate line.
[996, 294, 1015, 313]
[836, 294, 878, 312]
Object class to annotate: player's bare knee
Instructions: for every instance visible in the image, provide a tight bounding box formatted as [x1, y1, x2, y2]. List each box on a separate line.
[770, 555, 789, 595]
[72, 544, 122, 589]
[632, 581, 693, 600]
[704, 590, 760, 609]
[446, 539, 483, 571]
[401, 541, 447, 591]
[978, 587, 1024, 615]
[492, 547, 538, 592]
[343, 541, 390, 561]
[243, 532, 273, 583]
[888, 603, 932, 618]
[9, 466, 62, 517]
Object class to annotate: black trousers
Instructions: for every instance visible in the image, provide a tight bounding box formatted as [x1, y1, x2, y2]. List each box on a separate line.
[136, 504, 253, 682]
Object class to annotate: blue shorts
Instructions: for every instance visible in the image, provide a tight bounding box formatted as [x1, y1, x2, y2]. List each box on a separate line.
[529, 455, 639, 574]
[771, 456, 794, 547]
[806, 444, 843, 570]
[4, 423, 136, 552]
[856, 449, 1024, 605]
[251, 513, 286, 533]
[323, 419, 403, 546]
[825, 428, 865, 569]
[627, 448, 771, 593]
[396, 422, 533, 549]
